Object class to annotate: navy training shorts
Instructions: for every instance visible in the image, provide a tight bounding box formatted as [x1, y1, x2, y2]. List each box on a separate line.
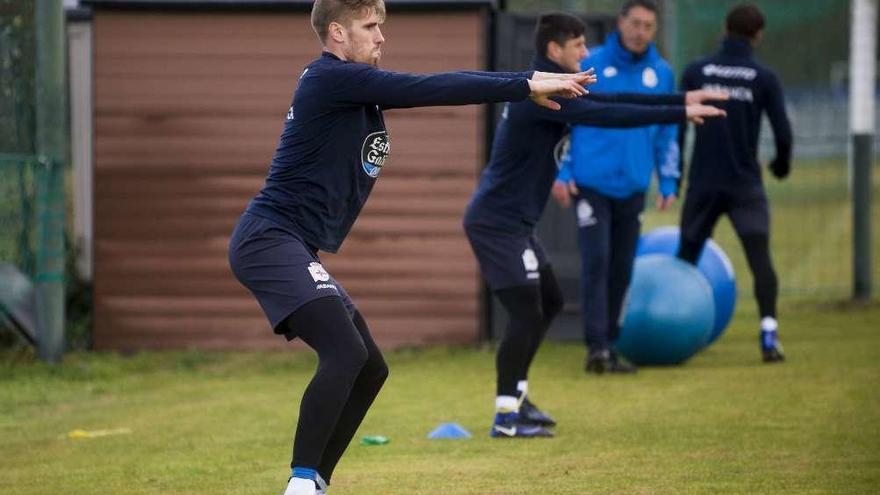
[680, 185, 770, 244]
[228, 213, 356, 333]
[464, 221, 550, 290]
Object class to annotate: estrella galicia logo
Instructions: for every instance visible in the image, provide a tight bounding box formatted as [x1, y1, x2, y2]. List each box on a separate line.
[361, 131, 390, 178]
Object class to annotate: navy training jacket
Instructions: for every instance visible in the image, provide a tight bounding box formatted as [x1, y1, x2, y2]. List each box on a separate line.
[245, 52, 534, 253]
[680, 37, 793, 189]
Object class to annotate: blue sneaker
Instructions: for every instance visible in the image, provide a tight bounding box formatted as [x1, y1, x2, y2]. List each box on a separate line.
[490, 412, 554, 438]
[519, 397, 557, 427]
[761, 330, 785, 363]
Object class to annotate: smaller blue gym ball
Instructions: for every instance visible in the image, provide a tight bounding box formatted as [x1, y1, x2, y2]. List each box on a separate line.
[615, 255, 715, 365]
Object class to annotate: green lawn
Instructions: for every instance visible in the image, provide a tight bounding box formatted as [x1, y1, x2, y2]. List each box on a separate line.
[1, 300, 878, 494]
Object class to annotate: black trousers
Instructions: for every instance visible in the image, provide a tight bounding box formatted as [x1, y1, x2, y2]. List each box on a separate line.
[494, 266, 564, 397]
[574, 188, 645, 350]
[677, 186, 778, 319]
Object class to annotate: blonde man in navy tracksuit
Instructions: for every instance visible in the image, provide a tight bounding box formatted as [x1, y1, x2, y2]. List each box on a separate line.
[677, 3, 792, 363]
[227, 1, 594, 493]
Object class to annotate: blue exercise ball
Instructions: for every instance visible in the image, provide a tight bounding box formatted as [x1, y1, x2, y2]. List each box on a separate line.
[636, 226, 737, 345]
[616, 255, 715, 366]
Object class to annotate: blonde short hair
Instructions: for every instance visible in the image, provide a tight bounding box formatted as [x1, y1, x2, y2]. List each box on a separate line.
[311, 0, 387, 42]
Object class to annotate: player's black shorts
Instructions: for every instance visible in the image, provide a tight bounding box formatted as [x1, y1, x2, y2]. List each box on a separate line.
[228, 213, 356, 333]
[680, 185, 770, 243]
[463, 221, 551, 290]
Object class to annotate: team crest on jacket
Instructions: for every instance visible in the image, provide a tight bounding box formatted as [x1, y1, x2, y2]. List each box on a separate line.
[642, 67, 658, 88]
[553, 134, 571, 169]
[361, 131, 391, 178]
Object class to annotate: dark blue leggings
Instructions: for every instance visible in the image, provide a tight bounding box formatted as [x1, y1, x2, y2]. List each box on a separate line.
[494, 267, 564, 397]
[281, 296, 388, 483]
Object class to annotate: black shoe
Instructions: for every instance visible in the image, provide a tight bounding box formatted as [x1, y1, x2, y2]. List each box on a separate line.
[585, 349, 611, 374]
[490, 412, 554, 438]
[519, 397, 557, 427]
[608, 351, 638, 374]
[761, 330, 785, 363]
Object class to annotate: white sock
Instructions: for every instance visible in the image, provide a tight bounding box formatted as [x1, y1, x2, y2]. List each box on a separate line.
[761, 317, 778, 332]
[284, 477, 316, 495]
[516, 380, 528, 397]
[316, 474, 328, 494]
[495, 395, 519, 413]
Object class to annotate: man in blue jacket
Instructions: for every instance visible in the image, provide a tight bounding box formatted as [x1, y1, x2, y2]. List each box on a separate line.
[552, 0, 677, 374]
[677, 3, 792, 363]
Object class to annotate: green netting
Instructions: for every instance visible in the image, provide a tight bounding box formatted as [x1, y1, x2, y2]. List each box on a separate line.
[0, 154, 39, 276]
[668, 0, 849, 87]
[1, 0, 36, 154]
[1, 0, 38, 275]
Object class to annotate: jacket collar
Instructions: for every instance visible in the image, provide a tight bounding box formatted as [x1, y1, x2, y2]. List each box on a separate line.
[606, 31, 658, 65]
[720, 36, 754, 58]
[531, 54, 570, 73]
[321, 50, 343, 61]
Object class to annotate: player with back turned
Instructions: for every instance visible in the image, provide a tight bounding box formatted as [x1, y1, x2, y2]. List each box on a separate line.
[676, 2, 793, 363]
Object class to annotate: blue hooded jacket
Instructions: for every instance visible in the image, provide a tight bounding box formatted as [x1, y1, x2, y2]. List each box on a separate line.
[558, 31, 680, 198]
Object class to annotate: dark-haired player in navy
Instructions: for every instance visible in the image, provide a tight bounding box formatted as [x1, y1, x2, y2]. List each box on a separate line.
[226, 1, 594, 494]
[676, 3, 793, 363]
[463, 12, 727, 439]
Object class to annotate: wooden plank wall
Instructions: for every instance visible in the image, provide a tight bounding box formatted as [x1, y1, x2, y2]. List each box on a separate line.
[92, 10, 486, 350]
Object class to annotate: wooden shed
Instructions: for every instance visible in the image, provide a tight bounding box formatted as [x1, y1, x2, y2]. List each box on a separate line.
[83, 0, 496, 350]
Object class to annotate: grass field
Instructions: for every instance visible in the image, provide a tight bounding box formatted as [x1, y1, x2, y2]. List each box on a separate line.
[1, 300, 878, 494]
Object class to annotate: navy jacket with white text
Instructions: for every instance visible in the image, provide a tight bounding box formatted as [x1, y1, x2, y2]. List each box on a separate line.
[680, 37, 793, 189]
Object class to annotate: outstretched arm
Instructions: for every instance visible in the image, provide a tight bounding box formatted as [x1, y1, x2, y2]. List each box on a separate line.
[457, 70, 535, 80]
[457, 68, 595, 83]
[585, 92, 684, 106]
[533, 93, 726, 127]
[535, 96, 685, 128]
[335, 64, 586, 110]
[585, 88, 727, 106]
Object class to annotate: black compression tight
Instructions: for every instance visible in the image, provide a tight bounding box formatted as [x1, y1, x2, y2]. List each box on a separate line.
[679, 233, 777, 319]
[739, 233, 778, 319]
[279, 296, 388, 484]
[494, 267, 564, 397]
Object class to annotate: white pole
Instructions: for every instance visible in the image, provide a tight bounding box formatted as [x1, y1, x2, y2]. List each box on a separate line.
[850, 0, 876, 134]
[849, 0, 876, 299]
[68, 20, 94, 281]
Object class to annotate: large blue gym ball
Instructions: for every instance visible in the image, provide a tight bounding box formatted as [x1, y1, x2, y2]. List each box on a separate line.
[616, 255, 715, 366]
[636, 226, 737, 345]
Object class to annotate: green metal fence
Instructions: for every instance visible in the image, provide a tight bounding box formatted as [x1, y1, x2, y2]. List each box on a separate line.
[1, 0, 68, 360]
